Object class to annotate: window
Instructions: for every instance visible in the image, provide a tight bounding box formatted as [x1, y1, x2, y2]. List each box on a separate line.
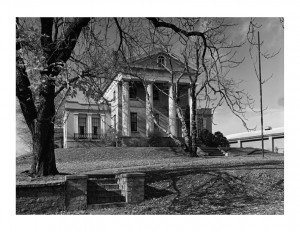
[112, 115, 116, 130]
[157, 55, 165, 67]
[198, 118, 203, 135]
[153, 86, 159, 100]
[129, 83, 137, 99]
[78, 115, 87, 136]
[130, 112, 137, 132]
[154, 113, 159, 128]
[92, 117, 100, 136]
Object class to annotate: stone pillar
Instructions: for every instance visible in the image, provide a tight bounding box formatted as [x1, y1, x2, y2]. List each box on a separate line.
[237, 140, 242, 148]
[269, 136, 274, 152]
[73, 113, 78, 134]
[65, 175, 88, 211]
[117, 173, 145, 204]
[122, 81, 130, 136]
[87, 113, 92, 138]
[146, 82, 154, 136]
[169, 83, 177, 136]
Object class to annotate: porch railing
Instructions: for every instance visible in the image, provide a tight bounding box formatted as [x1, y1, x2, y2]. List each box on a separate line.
[74, 133, 107, 140]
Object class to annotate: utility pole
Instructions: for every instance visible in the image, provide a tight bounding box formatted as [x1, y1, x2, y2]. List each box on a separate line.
[258, 31, 264, 158]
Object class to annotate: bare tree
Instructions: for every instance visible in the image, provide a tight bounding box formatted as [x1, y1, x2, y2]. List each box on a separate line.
[16, 17, 133, 176]
[17, 18, 91, 176]
[114, 18, 254, 156]
[247, 18, 282, 157]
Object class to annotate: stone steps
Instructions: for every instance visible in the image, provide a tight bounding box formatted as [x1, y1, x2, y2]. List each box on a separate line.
[87, 202, 126, 210]
[199, 146, 224, 157]
[87, 175, 126, 206]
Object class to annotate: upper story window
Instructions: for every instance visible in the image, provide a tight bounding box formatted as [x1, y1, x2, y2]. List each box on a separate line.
[153, 86, 159, 100]
[129, 83, 137, 99]
[157, 55, 165, 67]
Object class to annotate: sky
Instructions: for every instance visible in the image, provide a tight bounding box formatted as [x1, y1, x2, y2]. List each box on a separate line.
[212, 18, 284, 135]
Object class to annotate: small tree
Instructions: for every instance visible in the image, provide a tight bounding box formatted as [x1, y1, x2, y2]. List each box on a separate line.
[199, 129, 215, 147]
[214, 131, 230, 147]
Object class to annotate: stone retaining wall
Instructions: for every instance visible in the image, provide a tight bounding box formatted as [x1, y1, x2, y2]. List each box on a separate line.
[16, 182, 65, 214]
[16, 173, 146, 214]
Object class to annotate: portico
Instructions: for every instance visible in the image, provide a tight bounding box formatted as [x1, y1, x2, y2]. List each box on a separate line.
[117, 78, 183, 138]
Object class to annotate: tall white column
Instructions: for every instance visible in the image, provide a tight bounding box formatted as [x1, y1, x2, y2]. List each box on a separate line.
[100, 114, 106, 135]
[122, 81, 130, 136]
[169, 83, 177, 136]
[87, 113, 92, 138]
[74, 113, 79, 134]
[63, 111, 68, 148]
[146, 82, 154, 136]
[188, 88, 193, 136]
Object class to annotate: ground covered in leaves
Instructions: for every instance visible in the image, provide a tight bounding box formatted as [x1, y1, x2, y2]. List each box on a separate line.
[59, 163, 283, 215]
[16, 147, 284, 214]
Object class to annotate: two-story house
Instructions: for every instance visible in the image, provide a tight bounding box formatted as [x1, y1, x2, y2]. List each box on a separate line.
[63, 50, 212, 148]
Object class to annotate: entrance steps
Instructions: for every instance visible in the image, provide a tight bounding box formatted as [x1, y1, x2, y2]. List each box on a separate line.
[199, 146, 225, 157]
[87, 174, 126, 209]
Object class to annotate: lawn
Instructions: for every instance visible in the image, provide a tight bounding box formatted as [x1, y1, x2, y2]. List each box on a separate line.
[16, 147, 284, 214]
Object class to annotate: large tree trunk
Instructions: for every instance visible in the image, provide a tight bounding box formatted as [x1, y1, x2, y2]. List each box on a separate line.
[30, 78, 58, 175]
[16, 17, 90, 176]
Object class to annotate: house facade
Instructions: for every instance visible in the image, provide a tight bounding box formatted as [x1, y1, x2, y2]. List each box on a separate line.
[63, 94, 111, 148]
[63, 51, 212, 148]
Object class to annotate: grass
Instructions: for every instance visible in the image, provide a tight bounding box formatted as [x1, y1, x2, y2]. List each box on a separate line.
[16, 147, 284, 214]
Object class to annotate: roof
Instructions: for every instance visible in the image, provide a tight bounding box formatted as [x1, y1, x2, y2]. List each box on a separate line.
[227, 127, 284, 140]
[122, 49, 197, 71]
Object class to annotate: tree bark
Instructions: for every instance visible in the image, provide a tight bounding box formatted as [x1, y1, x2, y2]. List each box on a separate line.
[176, 106, 191, 153]
[16, 18, 90, 176]
[30, 77, 58, 175]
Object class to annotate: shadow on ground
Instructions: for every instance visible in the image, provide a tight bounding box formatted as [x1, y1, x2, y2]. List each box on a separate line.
[143, 163, 284, 214]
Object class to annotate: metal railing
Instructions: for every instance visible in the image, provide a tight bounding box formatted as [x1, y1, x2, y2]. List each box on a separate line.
[74, 133, 106, 140]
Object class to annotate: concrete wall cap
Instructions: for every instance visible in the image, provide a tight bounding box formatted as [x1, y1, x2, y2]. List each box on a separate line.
[119, 173, 145, 178]
[65, 175, 88, 180]
[16, 181, 65, 188]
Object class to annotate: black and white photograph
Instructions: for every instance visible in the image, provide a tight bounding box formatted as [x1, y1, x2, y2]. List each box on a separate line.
[2, 0, 300, 231]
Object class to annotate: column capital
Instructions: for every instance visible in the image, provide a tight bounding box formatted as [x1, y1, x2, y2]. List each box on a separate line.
[145, 80, 154, 85]
[120, 79, 130, 84]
